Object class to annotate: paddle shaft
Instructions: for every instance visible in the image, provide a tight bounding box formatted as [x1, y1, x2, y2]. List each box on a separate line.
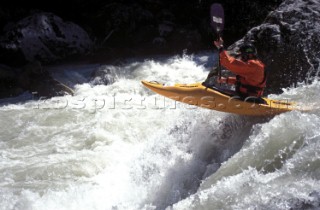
[217, 34, 222, 80]
[210, 3, 224, 82]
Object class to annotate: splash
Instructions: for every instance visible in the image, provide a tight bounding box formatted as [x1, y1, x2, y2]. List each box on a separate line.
[0, 52, 319, 210]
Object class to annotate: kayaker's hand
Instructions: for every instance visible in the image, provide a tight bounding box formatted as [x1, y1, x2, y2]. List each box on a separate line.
[214, 37, 224, 50]
[216, 77, 226, 83]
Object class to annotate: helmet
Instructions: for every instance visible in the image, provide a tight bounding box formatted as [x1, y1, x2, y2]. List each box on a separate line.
[239, 43, 257, 56]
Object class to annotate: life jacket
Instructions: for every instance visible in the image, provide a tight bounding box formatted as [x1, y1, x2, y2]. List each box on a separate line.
[220, 50, 266, 97]
[236, 70, 267, 97]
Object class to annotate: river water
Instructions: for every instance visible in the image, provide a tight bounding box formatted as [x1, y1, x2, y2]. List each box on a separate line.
[1, 52, 320, 210]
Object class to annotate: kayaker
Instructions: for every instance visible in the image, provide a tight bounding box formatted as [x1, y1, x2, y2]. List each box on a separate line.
[205, 38, 267, 99]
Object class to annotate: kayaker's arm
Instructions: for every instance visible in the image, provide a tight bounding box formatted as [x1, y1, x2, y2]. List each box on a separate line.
[219, 50, 258, 76]
[220, 51, 246, 71]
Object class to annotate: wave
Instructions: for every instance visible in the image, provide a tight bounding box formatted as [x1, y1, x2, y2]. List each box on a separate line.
[0, 52, 319, 210]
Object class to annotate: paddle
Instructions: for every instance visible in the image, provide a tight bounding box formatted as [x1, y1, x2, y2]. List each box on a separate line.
[210, 3, 224, 81]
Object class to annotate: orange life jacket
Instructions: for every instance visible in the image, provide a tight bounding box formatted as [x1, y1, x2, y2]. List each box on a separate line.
[220, 50, 266, 97]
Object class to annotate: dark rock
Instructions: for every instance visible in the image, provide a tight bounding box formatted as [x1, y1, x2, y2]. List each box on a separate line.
[0, 64, 16, 80]
[0, 1, 284, 59]
[0, 64, 22, 98]
[90, 65, 118, 86]
[0, 61, 74, 99]
[0, 12, 93, 66]
[17, 61, 74, 98]
[226, 0, 320, 94]
[30, 78, 74, 98]
[167, 28, 202, 53]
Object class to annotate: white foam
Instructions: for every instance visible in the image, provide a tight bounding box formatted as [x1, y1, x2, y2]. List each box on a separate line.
[1, 52, 320, 210]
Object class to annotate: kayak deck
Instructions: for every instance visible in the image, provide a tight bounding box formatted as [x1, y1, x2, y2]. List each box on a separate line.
[141, 80, 296, 116]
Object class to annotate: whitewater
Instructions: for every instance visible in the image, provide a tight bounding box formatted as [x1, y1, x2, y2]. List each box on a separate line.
[1, 52, 320, 210]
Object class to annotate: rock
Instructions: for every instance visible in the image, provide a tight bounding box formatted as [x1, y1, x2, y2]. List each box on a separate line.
[17, 61, 74, 98]
[0, 12, 93, 66]
[0, 64, 16, 80]
[90, 65, 118, 86]
[0, 1, 284, 60]
[0, 60, 74, 99]
[30, 78, 74, 98]
[88, 1, 283, 55]
[0, 64, 23, 98]
[168, 28, 202, 53]
[228, 0, 320, 94]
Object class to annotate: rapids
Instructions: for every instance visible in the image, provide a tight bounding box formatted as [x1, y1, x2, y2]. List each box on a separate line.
[0, 52, 320, 210]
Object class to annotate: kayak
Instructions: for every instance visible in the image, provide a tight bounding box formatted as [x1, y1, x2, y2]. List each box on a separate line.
[141, 80, 297, 116]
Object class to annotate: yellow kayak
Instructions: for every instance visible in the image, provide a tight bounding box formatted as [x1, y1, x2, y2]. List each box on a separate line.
[141, 80, 297, 116]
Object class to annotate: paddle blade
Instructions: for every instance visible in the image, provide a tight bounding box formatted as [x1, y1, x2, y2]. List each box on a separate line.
[210, 3, 224, 34]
